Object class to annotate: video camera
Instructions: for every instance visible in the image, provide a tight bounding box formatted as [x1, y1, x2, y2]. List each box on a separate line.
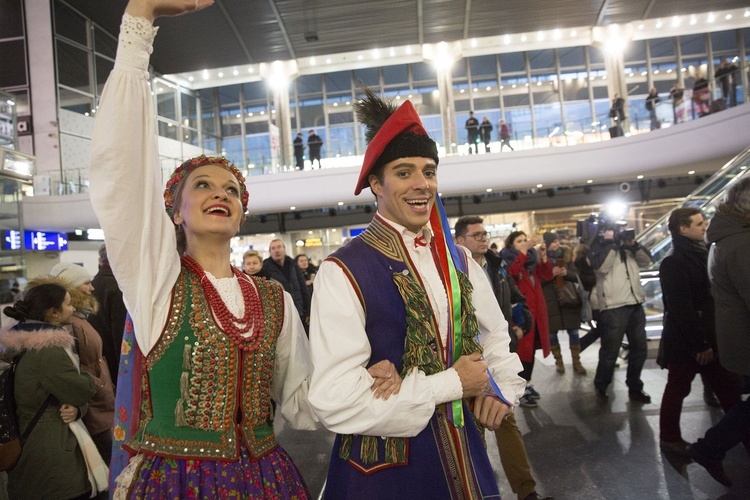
[576, 215, 635, 246]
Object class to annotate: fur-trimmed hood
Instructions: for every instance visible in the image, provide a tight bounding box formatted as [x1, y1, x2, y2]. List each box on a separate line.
[26, 275, 99, 316]
[0, 325, 74, 355]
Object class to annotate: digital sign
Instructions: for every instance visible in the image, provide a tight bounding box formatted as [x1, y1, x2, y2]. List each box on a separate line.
[24, 231, 68, 251]
[1, 230, 21, 250]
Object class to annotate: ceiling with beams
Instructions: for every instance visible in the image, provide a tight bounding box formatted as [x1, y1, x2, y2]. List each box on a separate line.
[70, 0, 750, 75]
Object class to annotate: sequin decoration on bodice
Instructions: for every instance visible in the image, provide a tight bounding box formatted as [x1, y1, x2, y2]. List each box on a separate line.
[126, 267, 285, 460]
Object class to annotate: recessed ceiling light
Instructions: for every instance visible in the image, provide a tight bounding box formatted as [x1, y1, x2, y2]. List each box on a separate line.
[536, 183, 543, 188]
[688, 170, 695, 175]
[637, 175, 644, 179]
[337, 201, 344, 206]
[586, 179, 593, 184]
[486, 188, 492, 192]
[290, 206, 296, 210]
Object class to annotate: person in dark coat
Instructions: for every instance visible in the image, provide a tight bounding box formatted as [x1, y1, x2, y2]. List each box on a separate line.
[295, 254, 318, 299]
[479, 117, 493, 153]
[263, 239, 310, 326]
[293, 132, 305, 170]
[88, 244, 127, 383]
[465, 111, 479, 154]
[243, 249, 273, 280]
[688, 178, 750, 486]
[645, 88, 660, 130]
[1, 284, 98, 499]
[307, 130, 323, 168]
[658, 208, 744, 458]
[541, 233, 586, 375]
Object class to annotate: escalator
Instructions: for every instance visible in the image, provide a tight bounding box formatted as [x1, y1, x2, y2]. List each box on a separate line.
[637, 145, 750, 338]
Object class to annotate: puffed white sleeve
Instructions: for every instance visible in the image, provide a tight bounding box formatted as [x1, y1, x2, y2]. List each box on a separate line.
[89, 14, 179, 355]
[463, 248, 526, 406]
[273, 290, 319, 430]
[308, 260, 464, 437]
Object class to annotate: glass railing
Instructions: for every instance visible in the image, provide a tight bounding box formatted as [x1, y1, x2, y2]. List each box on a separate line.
[636, 145, 750, 338]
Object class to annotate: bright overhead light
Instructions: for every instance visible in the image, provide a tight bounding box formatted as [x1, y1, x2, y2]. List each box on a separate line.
[405, 46, 412, 54]
[690, 16, 697, 25]
[688, 170, 695, 175]
[655, 19, 663, 28]
[325, 58, 332, 64]
[653, 70, 660, 75]
[236, 113, 241, 118]
[290, 206, 296, 210]
[638, 24, 644, 30]
[233, 70, 239, 76]
[337, 201, 344, 206]
[486, 86, 491, 91]
[372, 49, 380, 59]
[553, 29, 561, 40]
[218, 72, 224, 77]
[666, 69, 673, 73]
[570, 30, 577, 37]
[486, 188, 492, 193]
[202, 70, 209, 80]
[536, 183, 543, 188]
[725, 14, 732, 20]
[671, 16, 681, 27]
[309, 57, 316, 65]
[357, 54, 363, 60]
[248, 67, 254, 73]
[473, 87, 478, 92]
[459, 88, 465, 93]
[188, 76, 194, 82]
[504, 35, 511, 44]
[470, 38, 477, 48]
[629, 72, 634, 77]
[637, 174, 644, 179]
[536, 31, 544, 41]
[389, 48, 396, 56]
[707, 13, 715, 23]
[521, 35, 527, 42]
[586, 179, 593, 184]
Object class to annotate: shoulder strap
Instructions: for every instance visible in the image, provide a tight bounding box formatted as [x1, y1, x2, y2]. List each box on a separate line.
[12, 354, 54, 443]
[20, 394, 53, 443]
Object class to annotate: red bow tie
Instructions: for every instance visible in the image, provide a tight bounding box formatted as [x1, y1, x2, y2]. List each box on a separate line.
[414, 234, 428, 248]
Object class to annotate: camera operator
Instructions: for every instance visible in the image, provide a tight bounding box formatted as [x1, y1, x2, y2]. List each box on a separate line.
[588, 226, 653, 403]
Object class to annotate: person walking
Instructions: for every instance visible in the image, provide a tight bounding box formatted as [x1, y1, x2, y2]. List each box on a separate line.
[499, 119, 514, 151]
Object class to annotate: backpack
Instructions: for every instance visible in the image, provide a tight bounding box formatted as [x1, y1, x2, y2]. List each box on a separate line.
[0, 354, 52, 471]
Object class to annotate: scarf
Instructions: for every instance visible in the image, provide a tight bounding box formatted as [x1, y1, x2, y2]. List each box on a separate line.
[500, 246, 538, 272]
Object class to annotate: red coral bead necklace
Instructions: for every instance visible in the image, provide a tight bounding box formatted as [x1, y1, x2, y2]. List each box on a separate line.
[181, 255, 264, 351]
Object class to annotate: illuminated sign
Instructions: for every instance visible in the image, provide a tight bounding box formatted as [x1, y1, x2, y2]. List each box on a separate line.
[1, 230, 21, 250]
[24, 231, 68, 251]
[304, 238, 323, 247]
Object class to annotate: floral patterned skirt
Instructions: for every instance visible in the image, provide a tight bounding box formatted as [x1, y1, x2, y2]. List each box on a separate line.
[127, 443, 310, 499]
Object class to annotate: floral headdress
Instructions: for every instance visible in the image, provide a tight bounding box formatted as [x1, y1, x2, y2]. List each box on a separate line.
[163, 155, 249, 218]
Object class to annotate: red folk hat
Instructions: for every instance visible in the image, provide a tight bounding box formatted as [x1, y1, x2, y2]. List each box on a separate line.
[353, 91, 438, 195]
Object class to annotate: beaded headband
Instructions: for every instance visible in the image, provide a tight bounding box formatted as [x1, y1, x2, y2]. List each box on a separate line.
[164, 155, 249, 217]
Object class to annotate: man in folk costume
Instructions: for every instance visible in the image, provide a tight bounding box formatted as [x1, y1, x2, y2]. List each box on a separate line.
[309, 88, 526, 499]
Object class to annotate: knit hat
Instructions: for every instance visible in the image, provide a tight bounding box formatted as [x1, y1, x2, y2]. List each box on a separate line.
[352, 87, 439, 195]
[543, 232, 559, 247]
[49, 262, 92, 287]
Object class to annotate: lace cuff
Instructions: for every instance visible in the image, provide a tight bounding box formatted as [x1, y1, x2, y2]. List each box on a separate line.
[115, 13, 159, 77]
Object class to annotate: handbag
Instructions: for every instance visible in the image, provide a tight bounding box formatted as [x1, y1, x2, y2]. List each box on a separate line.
[575, 274, 593, 323]
[555, 280, 582, 308]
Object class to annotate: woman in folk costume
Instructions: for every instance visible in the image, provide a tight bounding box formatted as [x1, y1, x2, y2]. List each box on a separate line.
[308, 87, 525, 499]
[500, 231, 553, 406]
[1, 284, 106, 499]
[86, 1, 350, 497]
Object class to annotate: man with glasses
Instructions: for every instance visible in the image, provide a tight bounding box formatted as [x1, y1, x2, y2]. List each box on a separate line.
[455, 216, 550, 500]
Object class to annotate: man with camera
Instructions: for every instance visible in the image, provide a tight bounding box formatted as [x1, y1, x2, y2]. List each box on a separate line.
[588, 225, 653, 402]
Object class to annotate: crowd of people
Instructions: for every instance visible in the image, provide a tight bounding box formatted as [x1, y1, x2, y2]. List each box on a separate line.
[0, 1, 748, 499]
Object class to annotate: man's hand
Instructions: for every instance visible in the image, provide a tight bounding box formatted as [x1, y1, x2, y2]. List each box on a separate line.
[512, 325, 525, 341]
[473, 394, 511, 431]
[125, 0, 214, 22]
[453, 352, 489, 398]
[367, 360, 402, 400]
[695, 348, 714, 366]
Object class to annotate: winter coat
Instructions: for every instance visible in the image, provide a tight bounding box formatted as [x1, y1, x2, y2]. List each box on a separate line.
[658, 235, 715, 365]
[588, 238, 652, 311]
[542, 245, 582, 332]
[89, 264, 127, 379]
[27, 278, 115, 437]
[501, 248, 553, 362]
[263, 256, 310, 319]
[0, 322, 96, 500]
[706, 207, 750, 376]
[70, 312, 115, 436]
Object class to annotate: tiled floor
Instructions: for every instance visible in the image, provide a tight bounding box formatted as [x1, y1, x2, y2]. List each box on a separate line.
[278, 339, 750, 499]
